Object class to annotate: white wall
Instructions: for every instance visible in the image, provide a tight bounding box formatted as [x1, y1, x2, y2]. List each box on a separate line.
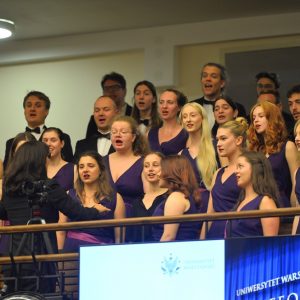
[0, 50, 144, 158]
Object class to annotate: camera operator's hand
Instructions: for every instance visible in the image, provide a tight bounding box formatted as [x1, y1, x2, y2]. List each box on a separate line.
[93, 203, 111, 213]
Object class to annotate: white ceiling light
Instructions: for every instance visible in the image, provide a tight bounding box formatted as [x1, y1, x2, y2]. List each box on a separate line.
[0, 18, 15, 39]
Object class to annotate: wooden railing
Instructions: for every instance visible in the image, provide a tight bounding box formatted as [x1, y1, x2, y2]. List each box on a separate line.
[0, 207, 300, 264]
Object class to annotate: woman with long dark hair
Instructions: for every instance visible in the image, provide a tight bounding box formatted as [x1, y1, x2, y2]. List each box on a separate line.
[41, 127, 76, 249]
[0, 141, 109, 293]
[225, 151, 280, 238]
[152, 155, 201, 241]
[148, 89, 188, 155]
[63, 151, 125, 251]
[131, 80, 161, 134]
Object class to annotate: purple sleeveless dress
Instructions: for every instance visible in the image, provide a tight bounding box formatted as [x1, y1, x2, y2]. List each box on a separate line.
[268, 142, 292, 207]
[103, 155, 144, 217]
[225, 195, 264, 238]
[181, 148, 209, 214]
[53, 162, 74, 191]
[152, 195, 200, 241]
[63, 189, 116, 252]
[207, 167, 240, 239]
[148, 127, 188, 155]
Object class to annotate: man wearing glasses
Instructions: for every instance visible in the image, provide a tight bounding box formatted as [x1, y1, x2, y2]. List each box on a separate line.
[86, 72, 132, 138]
[255, 71, 280, 95]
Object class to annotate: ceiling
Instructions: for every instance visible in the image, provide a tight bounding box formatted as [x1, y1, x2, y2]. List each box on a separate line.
[1, 0, 300, 41]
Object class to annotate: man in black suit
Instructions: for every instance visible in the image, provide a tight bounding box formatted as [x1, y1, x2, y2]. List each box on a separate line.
[75, 96, 118, 162]
[86, 72, 132, 138]
[3, 91, 73, 168]
[192, 62, 246, 128]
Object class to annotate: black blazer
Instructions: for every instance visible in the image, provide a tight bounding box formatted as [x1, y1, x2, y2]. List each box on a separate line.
[3, 128, 73, 169]
[74, 135, 115, 162]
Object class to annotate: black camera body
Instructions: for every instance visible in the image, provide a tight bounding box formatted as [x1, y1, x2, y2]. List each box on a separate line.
[22, 180, 52, 208]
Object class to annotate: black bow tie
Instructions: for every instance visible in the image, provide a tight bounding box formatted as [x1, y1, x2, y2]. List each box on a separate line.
[96, 131, 110, 139]
[139, 119, 150, 126]
[202, 99, 214, 106]
[26, 126, 41, 134]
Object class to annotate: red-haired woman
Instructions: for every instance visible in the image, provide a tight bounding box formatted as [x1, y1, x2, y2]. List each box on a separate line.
[248, 101, 299, 208]
[152, 155, 201, 241]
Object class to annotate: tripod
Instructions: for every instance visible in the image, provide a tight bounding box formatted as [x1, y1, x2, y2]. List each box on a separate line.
[6, 207, 60, 295]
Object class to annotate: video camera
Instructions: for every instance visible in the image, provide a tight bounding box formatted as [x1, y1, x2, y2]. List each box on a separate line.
[22, 180, 53, 208]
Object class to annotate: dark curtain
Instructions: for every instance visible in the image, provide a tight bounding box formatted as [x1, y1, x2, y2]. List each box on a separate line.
[225, 236, 300, 299]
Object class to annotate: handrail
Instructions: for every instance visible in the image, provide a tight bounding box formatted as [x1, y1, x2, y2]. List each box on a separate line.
[0, 207, 299, 234]
[0, 207, 299, 264]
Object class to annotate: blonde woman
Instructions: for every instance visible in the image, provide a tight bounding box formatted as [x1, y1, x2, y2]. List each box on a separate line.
[201, 118, 248, 239]
[180, 102, 218, 213]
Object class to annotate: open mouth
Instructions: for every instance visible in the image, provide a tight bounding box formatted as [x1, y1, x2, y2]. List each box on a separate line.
[98, 117, 106, 123]
[83, 174, 90, 180]
[204, 83, 213, 89]
[114, 139, 123, 146]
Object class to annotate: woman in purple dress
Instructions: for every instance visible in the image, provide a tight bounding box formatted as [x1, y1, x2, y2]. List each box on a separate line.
[127, 152, 168, 242]
[131, 80, 161, 135]
[179, 102, 218, 214]
[63, 151, 125, 251]
[201, 118, 248, 239]
[41, 127, 76, 249]
[152, 155, 201, 241]
[42, 127, 75, 191]
[225, 151, 280, 238]
[248, 101, 299, 208]
[148, 88, 188, 155]
[104, 116, 149, 217]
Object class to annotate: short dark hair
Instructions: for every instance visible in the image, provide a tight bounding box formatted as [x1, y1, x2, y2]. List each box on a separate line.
[163, 88, 187, 108]
[258, 90, 281, 104]
[214, 95, 238, 111]
[41, 127, 64, 142]
[202, 62, 228, 80]
[255, 72, 280, 89]
[101, 72, 126, 89]
[287, 84, 300, 98]
[23, 91, 51, 110]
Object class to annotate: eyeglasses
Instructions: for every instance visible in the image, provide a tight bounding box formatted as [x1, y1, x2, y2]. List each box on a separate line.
[111, 129, 132, 136]
[103, 84, 122, 93]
